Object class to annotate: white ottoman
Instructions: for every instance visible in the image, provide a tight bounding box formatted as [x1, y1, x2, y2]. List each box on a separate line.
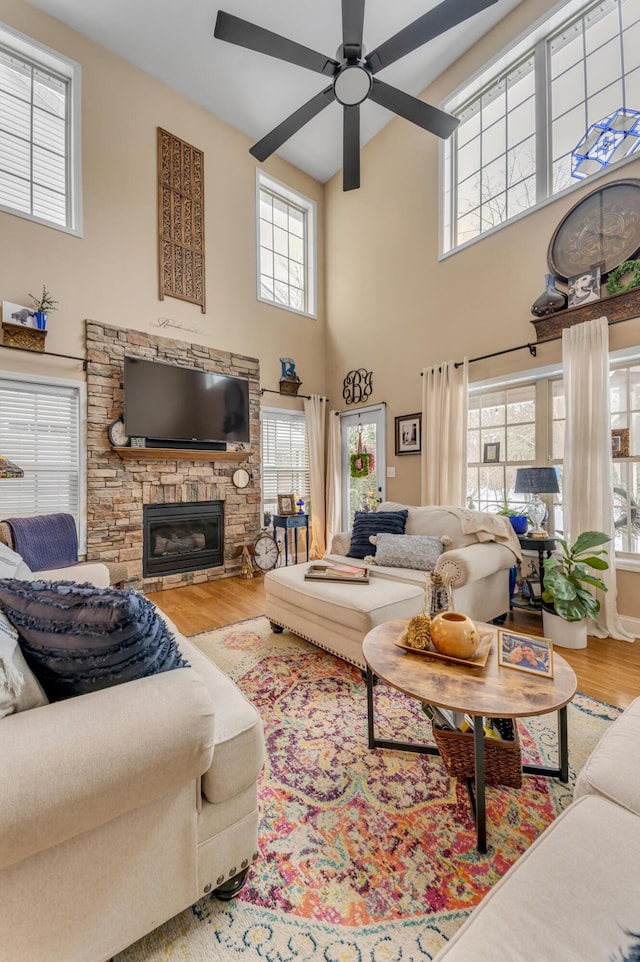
[264, 562, 425, 668]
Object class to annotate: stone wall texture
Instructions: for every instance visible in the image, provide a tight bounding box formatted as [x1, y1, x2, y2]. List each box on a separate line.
[85, 320, 261, 591]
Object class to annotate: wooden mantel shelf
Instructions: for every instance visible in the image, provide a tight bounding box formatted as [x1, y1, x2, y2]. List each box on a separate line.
[531, 286, 640, 340]
[111, 445, 248, 462]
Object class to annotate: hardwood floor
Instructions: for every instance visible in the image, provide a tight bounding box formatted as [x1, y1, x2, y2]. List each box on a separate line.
[147, 574, 640, 709]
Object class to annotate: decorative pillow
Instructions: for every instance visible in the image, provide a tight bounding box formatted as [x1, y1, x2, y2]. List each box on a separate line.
[0, 580, 189, 702]
[347, 510, 409, 560]
[368, 533, 451, 571]
[0, 611, 48, 718]
[0, 542, 32, 580]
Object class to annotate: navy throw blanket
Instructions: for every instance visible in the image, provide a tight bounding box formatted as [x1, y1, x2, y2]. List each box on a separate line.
[6, 513, 79, 572]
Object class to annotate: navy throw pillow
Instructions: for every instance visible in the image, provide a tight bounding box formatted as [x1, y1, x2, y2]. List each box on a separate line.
[0, 579, 189, 702]
[347, 510, 409, 560]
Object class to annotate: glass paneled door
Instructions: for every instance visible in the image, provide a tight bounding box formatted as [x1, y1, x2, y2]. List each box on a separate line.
[340, 405, 386, 530]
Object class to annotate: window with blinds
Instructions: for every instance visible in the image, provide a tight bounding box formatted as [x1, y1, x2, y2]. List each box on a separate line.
[261, 409, 310, 519]
[0, 377, 82, 539]
[0, 24, 81, 232]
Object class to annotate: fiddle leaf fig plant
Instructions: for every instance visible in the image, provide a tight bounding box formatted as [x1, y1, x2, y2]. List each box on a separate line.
[542, 530, 610, 623]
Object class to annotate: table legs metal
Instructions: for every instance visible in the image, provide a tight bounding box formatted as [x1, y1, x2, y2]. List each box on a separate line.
[365, 675, 570, 852]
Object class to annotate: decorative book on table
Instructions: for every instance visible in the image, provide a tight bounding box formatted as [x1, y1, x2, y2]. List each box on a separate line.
[304, 563, 369, 584]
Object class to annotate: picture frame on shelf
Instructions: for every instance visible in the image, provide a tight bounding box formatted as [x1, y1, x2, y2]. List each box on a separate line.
[2, 300, 37, 329]
[483, 441, 500, 463]
[277, 493, 295, 516]
[611, 428, 629, 458]
[395, 413, 421, 455]
[498, 629, 554, 678]
[567, 267, 601, 308]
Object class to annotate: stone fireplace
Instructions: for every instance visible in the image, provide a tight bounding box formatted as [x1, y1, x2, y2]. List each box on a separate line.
[143, 501, 224, 578]
[85, 320, 261, 591]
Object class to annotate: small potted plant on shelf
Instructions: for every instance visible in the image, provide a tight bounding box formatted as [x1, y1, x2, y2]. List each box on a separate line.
[28, 284, 58, 330]
[498, 504, 529, 535]
[541, 530, 610, 649]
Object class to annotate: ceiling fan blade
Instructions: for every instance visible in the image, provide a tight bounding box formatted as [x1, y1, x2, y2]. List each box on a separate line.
[215, 11, 339, 77]
[369, 79, 459, 139]
[249, 86, 336, 162]
[342, 0, 365, 59]
[343, 105, 360, 191]
[365, 0, 499, 74]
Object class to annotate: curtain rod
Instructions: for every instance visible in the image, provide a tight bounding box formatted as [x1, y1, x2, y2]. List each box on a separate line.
[419, 314, 636, 372]
[260, 387, 330, 401]
[0, 342, 88, 370]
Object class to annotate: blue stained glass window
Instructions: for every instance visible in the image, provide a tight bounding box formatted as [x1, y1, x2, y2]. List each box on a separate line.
[572, 108, 640, 179]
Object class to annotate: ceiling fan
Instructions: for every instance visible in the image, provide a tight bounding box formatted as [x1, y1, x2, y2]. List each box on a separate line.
[214, 0, 498, 191]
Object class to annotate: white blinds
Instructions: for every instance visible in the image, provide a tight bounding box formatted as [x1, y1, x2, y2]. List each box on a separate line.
[0, 43, 68, 226]
[261, 409, 310, 510]
[0, 378, 80, 524]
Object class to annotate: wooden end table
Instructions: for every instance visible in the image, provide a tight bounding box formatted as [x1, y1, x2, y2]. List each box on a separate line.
[272, 514, 309, 566]
[363, 619, 577, 853]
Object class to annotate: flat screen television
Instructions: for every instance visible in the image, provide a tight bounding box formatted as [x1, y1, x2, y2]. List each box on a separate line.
[124, 356, 250, 445]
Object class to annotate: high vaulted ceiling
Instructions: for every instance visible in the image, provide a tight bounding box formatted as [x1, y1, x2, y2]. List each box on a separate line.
[27, 0, 522, 182]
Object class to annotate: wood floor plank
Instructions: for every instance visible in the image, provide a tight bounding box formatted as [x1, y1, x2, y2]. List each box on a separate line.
[148, 574, 640, 709]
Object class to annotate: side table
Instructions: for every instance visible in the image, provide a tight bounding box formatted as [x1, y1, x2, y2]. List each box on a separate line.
[272, 514, 309, 565]
[511, 534, 556, 612]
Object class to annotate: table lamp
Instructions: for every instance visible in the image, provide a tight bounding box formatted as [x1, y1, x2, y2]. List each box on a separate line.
[0, 454, 23, 478]
[514, 467, 559, 538]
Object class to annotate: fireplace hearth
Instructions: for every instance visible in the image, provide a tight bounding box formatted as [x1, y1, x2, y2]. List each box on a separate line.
[143, 501, 224, 577]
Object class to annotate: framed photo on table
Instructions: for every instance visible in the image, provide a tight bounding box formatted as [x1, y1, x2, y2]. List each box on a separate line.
[395, 413, 421, 455]
[277, 493, 295, 516]
[483, 441, 500, 463]
[611, 428, 629, 458]
[498, 630, 554, 678]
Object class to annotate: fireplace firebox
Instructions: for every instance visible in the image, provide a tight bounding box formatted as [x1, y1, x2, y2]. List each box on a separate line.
[143, 501, 224, 578]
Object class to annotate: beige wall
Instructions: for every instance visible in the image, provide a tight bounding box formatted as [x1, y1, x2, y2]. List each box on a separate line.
[325, 0, 640, 618]
[0, 0, 326, 405]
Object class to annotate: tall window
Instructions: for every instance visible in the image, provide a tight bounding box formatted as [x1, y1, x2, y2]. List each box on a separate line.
[257, 172, 316, 317]
[467, 377, 564, 530]
[0, 23, 81, 233]
[261, 408, 310, 521]
[610, 360, 640, 553]
[0, 376, 84, 544]
[444, 0, 640, 251]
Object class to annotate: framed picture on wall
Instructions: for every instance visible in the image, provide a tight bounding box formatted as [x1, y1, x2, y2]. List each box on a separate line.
[483, 441, 500, 463]
[395, 414, 421, 455]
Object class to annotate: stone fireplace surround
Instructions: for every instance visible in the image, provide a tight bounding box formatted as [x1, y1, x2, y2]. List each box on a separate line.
[85, 320, 261, 592]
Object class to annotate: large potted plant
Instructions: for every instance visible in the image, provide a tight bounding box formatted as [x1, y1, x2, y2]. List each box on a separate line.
[541, 530, 610, 649]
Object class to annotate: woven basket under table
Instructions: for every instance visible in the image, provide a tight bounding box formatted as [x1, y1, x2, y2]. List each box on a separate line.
[432, 722, 522, 789]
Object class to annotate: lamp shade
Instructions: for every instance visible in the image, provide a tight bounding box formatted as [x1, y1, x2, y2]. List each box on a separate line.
[0, 455, 24, 479]
[514, 467, 559, 495]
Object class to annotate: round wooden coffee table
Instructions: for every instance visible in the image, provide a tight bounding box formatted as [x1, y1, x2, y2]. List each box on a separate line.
[363, 619, 578, 852]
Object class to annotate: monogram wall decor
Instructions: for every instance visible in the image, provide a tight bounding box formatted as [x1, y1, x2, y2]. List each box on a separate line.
[343, 369, 373, 405]
[158, 128, 206, 312]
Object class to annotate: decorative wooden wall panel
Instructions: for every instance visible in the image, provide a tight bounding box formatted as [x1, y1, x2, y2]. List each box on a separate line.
[158, 128, 206, 312]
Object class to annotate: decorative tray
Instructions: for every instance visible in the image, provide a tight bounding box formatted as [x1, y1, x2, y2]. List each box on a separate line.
[394, 628, 494, 668]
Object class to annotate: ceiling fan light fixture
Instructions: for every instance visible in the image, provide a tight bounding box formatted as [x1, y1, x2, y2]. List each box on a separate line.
[333, 64, 372, 106]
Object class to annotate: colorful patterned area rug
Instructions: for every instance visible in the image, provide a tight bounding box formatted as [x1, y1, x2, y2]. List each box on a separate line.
[115, 616, 620, 962]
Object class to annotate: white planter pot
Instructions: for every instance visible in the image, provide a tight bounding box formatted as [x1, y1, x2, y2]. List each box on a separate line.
[542, 606, 588, 649]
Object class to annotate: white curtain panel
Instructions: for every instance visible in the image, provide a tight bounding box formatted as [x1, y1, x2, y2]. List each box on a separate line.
[303, 394, 327, 560]
[326, 411, 342, 549]
[562, 317, 634, 641]
[421, 359, 469, 506]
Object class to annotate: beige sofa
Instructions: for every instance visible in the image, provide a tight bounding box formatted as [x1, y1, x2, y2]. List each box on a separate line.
[0, 570, 264, 962]
[434, 697, 640, 961]
[265, 503, 520, 668]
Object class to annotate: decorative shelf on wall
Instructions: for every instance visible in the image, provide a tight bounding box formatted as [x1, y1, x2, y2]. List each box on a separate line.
[110, 446, 248, 463]
[1, 322, 47, 352]
[531, 286, 640, 340]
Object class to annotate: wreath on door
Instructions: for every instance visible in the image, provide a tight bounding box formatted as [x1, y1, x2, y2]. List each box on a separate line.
[350, 426, 371, 477]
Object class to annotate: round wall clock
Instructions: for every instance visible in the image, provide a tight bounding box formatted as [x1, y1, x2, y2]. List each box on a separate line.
[108, 418, 130, 447]
[232, 468, 251, 489]
[548, 179, 640, 282]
